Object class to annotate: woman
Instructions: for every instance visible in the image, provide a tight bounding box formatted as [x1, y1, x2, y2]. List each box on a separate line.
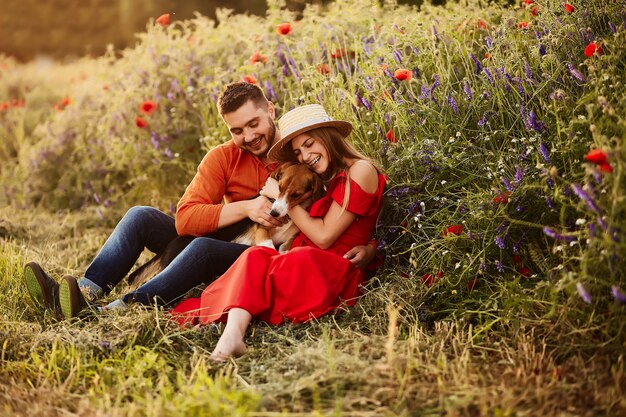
[171, 104, 386, 361]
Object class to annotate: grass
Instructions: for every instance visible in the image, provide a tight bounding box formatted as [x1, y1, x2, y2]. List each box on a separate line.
[1, 0, 625, 415]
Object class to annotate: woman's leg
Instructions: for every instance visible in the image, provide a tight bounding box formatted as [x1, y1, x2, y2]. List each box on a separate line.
[211, 307, 251, 361]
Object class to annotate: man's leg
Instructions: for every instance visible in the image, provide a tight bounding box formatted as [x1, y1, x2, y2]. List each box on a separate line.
[118, 237, 249, 306]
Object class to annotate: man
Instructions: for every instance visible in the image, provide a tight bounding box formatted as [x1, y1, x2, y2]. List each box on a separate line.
[24, 82, 376, 319]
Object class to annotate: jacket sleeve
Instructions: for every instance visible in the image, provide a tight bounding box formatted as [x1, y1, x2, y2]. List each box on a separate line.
[175, 147, 228, 236]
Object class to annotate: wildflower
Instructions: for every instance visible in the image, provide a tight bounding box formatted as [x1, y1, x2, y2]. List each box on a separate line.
[585, 149, 608, 165]
[242, 75, 257, 84]
[483, 67, 494, 84]
[539, 44, 546, 56]
[598, 163, 613, 173]
[470, 53, 483, 74]
[576, 282, 592, 304]
[54, 97, 71, 111]
[316, 63, 330, 75]
[155, 13, 170, 27]
[518, 22, 529, 29]
[515, 165, 524, 183]
[612, 286, 626, 303]
[564, 3, 574, 13]
[385, 129, 398, 143]
[276, 22, 292, 35]
[467, 278, 479, 290]
[447, 95, 458, 115]
[135, 116, 148, 129]
[609, 22, 617, 34]
[543, 226, 577, 242]
[0, 102, 8, 111]
[331, 49, 350, 59]
[518, 267, 531, 277]
[523, 0, 533, 5]
[394, 68, 412, 81]
[539, 143, 551, 164]
[486, 36, 493, 49]
[512, 255, 522, 265]
[494, 236, 506, 249]
[393, 49, 403, 64]
[492, 191, 511, 204]
[249, 51, 268, 64]
[531, 7, 539, 16]
[421, 273, 435, 286]
[584, 42, 602, 57]
[139, 100, 158, 116]
[463, 81, 472, 101]
[443, 224, 464, 236]
[496, 261, 504, 272]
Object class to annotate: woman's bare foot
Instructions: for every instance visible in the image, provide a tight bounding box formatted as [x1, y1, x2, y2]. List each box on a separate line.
[210, 329, 247, 362]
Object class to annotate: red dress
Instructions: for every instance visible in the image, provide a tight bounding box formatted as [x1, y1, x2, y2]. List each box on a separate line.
[171, 171, 386, 326]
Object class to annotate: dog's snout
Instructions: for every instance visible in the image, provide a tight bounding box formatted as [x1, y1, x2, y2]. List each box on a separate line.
[270, 209, 280, 218]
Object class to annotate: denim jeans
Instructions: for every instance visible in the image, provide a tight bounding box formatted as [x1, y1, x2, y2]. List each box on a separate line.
[83, 206, 249, 306]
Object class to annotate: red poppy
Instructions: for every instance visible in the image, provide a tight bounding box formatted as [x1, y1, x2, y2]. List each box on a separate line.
[242, 75, 257, 85]
[400, 272, 411, 279]
[385, 129, 398, 143]
[512, 255, 523, 265]
[518, 267, 531, 277]
[492, 191, 511, 204]
[443, 224, 464, 237]
[484, 52, 492, 59]
[584, 42, 602, 57]
[564, 3, 574, 13]
[59, 97, 71, 107]
[421, 273, 435, 286]
[585, 149, 608, 165]
[531, 7, 539, 16]
[477, 19, 488, 30]
[155, 13, 171, 27]
[249, 51, 268, 64]
[276, 22, 292, 35]
[394, 68, 412, 81]
[316, 63, 330, 75]
[467, 278, 479, 290]
[598, 163, 613, 173]
[518, 21, 529, 29]
[523, 0, 533, 4]
[140, 100, 158, 116]
[11, 99, 25, 108]
[135, 116, 148, 128]
[0, 102, 8, 111]
[330, 49, 349, 59]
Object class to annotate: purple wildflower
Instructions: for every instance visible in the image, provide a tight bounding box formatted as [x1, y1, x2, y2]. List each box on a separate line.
[480, 261, 486, 272]
[432, 25, 439, 41]
[447, 95, 458, 115]
[524, 62, 533, 80]
[539, 44, 546, 56]
[539, 143, 551, 164]
[546, 196, 554, 208]
[501, 176, 512, 192]
[612, 286, 626, 303]
[528, 111, 546, 133]
[543, 226, 577, 242]
[597, 216, 608, 231]
[485, 36, 493, 49]
[393, 49, 403, 64]
[356, 93, 372, 111]
[412, 67, 421, 78]
[93, 193, 101, 204]
[546, 177, 554, 188]
[571, 183, 601, 214]
[588, 223, 596, 238]
[496, 260, 504, 272]
[264, 81, 278, 102]
[576, 282, 592, 304]
[470, 53, 483, 74]
[609, 22, 617, 34]
[534, 30, 542, 40]
[477, 111, 495, 126]
[431, 74, 440, 92]
[483, 67, 495, 84]
[514, 165, 524, 183]
[463, 81, 472, 101]
[96, 209, 104, 220]
[494, 236, 506, 249]
[567, 63, 585, 83]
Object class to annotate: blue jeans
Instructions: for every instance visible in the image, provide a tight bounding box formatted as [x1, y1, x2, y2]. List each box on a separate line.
[83, 206, 249, 306]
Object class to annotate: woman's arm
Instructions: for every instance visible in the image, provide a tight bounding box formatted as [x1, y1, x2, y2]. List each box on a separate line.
[288, 160, 379, 250]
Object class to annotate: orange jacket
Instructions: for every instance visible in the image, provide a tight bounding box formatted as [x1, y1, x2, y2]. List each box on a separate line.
[175, 141, 277, 236]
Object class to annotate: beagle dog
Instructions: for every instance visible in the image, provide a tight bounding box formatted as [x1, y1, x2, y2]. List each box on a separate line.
[127, 162, 324, 290]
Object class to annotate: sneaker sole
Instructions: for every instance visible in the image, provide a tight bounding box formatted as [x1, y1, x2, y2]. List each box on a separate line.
[59, 277, 81, 319]
[23, 262, 50, 309]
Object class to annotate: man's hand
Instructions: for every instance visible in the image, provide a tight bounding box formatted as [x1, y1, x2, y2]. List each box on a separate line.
[343, 244, 376, 269]
[248, 195, 286, 228]
[260, 177, 279, 200]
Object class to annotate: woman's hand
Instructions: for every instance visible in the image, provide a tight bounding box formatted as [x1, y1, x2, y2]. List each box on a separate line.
[260, 177, 279, 200]
[343, 244, 376, 269]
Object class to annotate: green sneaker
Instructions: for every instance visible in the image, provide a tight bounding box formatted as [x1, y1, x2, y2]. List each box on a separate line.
[58, 275, 87, 319]
[23, 262, 60, 315]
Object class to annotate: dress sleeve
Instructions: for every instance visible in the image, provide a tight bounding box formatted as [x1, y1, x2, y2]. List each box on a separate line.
[329, 174, 384, 217]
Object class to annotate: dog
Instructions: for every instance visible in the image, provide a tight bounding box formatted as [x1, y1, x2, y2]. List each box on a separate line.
[127, 162, 324, 290]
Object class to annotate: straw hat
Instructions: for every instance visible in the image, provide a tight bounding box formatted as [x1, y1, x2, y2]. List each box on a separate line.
[268, 104, 352, 161]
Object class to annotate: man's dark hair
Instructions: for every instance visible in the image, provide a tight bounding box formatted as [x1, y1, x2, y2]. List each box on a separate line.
[217, 82, 269, 115]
